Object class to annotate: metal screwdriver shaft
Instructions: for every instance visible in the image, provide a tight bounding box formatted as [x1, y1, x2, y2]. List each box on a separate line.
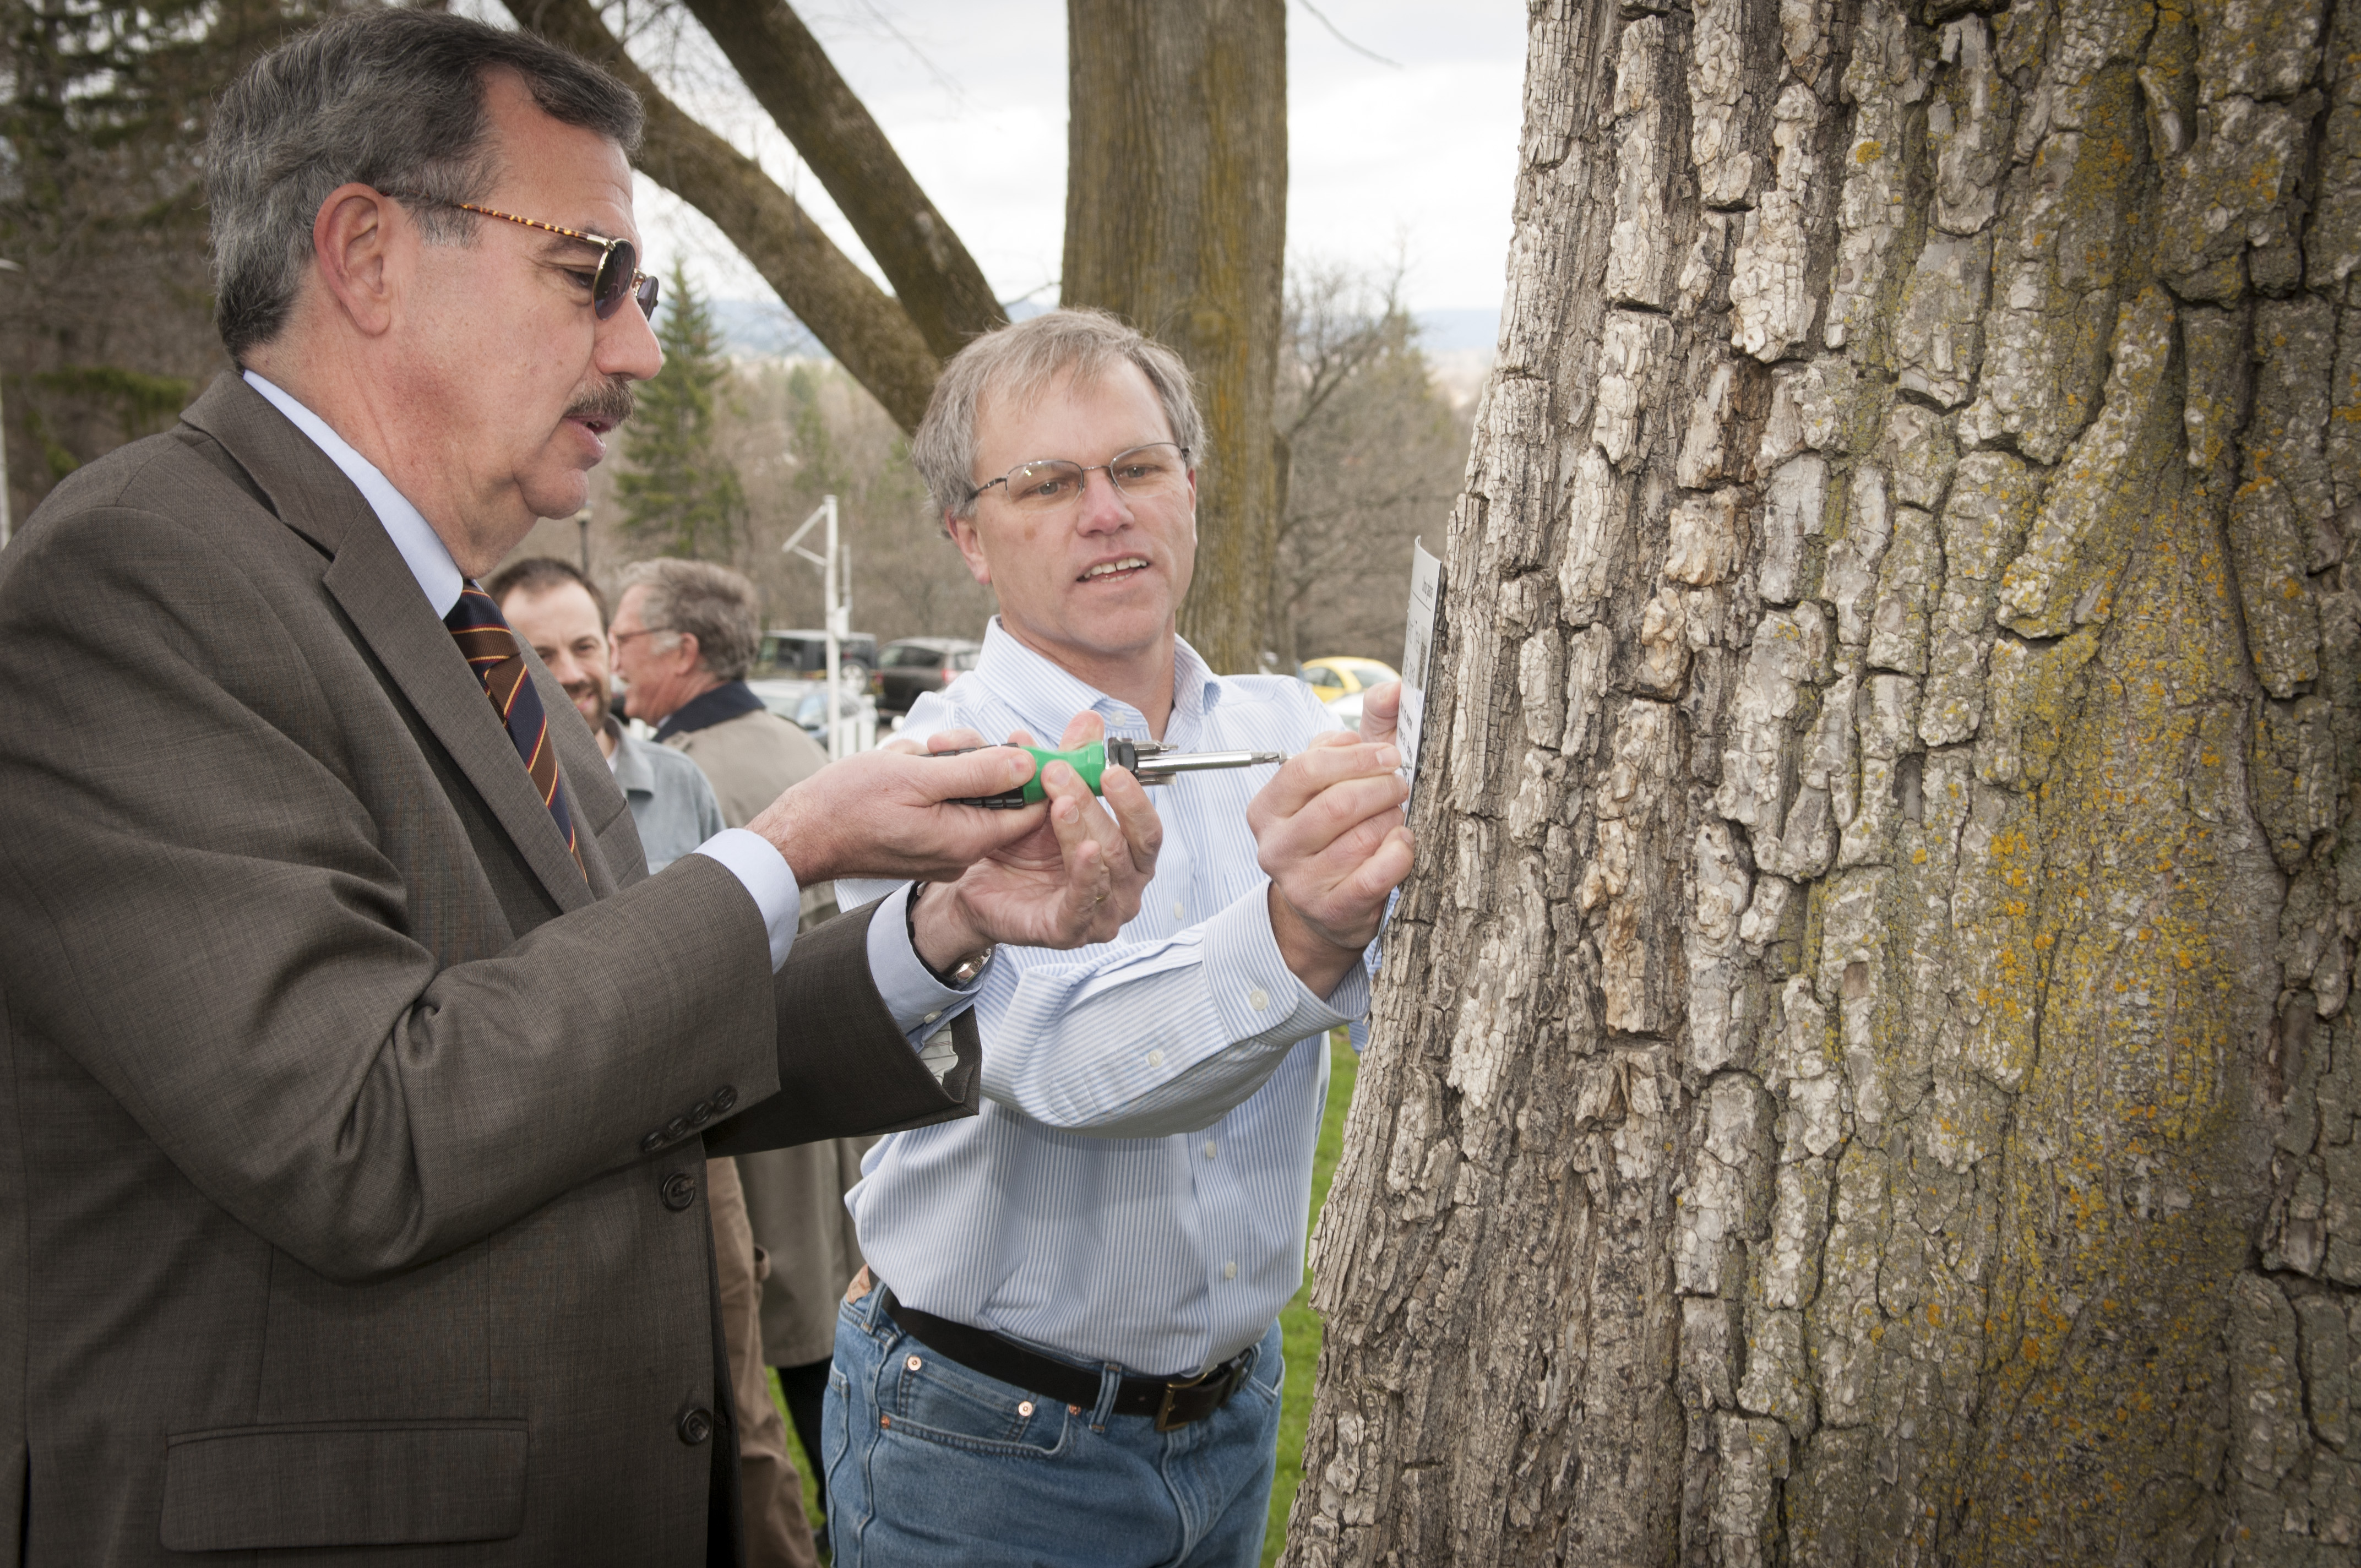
[943, 738, 1287, 809]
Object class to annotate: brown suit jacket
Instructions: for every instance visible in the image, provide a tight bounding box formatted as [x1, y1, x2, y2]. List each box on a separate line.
[0, 374, 974, 1565]
[667, 708, 867, 1368]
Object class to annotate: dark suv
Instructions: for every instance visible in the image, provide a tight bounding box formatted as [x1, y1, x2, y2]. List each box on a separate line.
[873, 637, 982, 715]
[755, 629, 877, 677]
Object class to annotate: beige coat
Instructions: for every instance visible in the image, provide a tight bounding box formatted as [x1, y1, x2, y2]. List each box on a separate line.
[668, 706, 872, 1365]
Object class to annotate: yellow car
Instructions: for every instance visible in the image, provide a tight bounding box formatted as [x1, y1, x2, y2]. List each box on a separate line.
[1298, 656, 1399, 703]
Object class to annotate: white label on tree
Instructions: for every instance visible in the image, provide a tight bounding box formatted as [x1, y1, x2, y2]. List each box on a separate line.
[1399, 538, 1443, 793]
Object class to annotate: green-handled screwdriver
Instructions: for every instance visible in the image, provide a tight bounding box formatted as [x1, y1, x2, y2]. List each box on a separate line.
[945, 738, 1285, 809]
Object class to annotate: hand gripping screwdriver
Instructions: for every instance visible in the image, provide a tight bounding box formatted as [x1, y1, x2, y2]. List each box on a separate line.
[945, 738, 1285, 809]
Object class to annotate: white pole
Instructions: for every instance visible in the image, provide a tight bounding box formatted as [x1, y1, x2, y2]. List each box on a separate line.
[823, 493, 842, 760]
[784, 493, 849, 756]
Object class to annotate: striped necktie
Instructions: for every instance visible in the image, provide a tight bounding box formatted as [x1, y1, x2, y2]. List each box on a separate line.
[445, 581, 587, 881]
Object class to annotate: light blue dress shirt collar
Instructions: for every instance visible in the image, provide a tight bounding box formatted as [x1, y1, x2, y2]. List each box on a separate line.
[969, 616, 1220, 745]
[243, 371, 467, 616]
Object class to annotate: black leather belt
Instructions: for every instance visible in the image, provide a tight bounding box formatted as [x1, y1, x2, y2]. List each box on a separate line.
[879, 1286, 1253, 1431]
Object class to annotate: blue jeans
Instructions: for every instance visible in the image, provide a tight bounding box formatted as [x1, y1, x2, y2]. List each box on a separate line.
[823, 1285, 1285, 1567]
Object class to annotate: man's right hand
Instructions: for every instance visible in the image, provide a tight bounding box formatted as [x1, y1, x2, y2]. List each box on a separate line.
[1250, 733, 1414, 1000]
[746, 747, 1047, 885]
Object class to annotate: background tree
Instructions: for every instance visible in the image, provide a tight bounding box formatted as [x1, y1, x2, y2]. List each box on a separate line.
[507, 0, 1288, 672]
[732, 357, 995, 641]
[615, 258, 746, 559]
[0, 0, 317, 525]
[1269, 264, 1470, 667]
[1064, 0, 1287, 669]
[1290, 0, 2361, 1563]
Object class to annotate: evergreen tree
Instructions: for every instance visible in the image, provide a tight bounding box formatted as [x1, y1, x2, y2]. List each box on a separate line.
[616, 259, 744, 559]
[1, 0, 320, 514]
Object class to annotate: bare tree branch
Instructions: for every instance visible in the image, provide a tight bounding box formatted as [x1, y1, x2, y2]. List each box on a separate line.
[678, 0, 1007, 358]
[506, 0, 943, 432]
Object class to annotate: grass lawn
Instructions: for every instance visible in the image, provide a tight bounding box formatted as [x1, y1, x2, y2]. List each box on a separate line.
[773, 1031, 1360, 1567]
[1266, 1031, 1356, 1564]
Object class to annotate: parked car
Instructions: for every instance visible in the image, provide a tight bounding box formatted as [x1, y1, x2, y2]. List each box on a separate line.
[755, 629, 878, 677]
[748, 676, 879, 752]
[1298, 655, 1399, 703]
[872, 636, 982, 715]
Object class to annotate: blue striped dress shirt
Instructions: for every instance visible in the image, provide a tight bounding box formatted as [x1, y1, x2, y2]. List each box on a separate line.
[839, 620, 1371, 1377]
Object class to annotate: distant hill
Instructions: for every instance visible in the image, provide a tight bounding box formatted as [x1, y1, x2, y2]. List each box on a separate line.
[708, 296, 1499, 361]
[1411, 308, 1501, 353]
[708, 297, 825, 359]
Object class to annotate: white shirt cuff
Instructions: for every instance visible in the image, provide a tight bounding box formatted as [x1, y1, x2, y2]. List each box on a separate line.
[692, 828, 801, 971]
[1201, 885, 1371, 1044]
[864, 881, 981, 1037]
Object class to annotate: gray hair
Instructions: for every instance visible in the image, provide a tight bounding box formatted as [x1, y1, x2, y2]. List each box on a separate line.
[206, 9, 644, 360]
[617, 559, 762, 682]
[910, 308, 1203, 523]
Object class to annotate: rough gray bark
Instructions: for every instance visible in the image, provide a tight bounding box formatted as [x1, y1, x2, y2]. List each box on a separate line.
[1288, 0, 2361, 1562]
[1063, 0, 1286, 675]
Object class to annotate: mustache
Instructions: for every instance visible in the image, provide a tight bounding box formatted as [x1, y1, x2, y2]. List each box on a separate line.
[567, 377, 636, 431]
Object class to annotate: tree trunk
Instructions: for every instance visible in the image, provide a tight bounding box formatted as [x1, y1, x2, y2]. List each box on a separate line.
[1063, 0, 1286, 675]
[1289, 0, 2361, 1562]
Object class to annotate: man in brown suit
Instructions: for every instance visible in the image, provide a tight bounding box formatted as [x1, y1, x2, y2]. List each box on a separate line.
[0, 12, 1152, 1566]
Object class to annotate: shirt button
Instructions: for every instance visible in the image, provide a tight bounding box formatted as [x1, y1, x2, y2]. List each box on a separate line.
[1203, 1141, 1217, 1159]
[924, 1011, 942, 1023]
[1171, 901, 1185, 919]
[1147, 1050, 1165, 1068]
[1223, 1260, 1238, 1281]
[1247, 988, 1269, 1012]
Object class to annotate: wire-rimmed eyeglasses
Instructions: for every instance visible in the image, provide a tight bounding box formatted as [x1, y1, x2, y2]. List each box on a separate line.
[967, 443, 1192, 511]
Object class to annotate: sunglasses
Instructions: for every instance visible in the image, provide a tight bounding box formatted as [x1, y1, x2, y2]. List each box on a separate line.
[389, 194, 660, 320]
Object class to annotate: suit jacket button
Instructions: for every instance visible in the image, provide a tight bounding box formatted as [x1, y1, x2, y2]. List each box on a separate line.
[688, 1100, 713, 1125]
[678, 1407, 715, 1445]
[663, 1117, 689, 1141]
[661, 1172, 698, 1211]
[639, 1131, 665, 1155]
[711, 1086, 737, 1113]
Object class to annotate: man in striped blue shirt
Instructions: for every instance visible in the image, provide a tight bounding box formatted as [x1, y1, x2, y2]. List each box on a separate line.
[824, 309, 1414, 1567]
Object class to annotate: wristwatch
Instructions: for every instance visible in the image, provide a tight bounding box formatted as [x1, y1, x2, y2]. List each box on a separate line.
[907, 881, 994, 987]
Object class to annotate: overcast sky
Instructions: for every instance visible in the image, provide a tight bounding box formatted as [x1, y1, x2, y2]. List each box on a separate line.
[520, 0, 1529, 320]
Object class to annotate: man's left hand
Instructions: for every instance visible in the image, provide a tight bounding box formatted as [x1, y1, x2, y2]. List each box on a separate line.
[911, 711, 1162, 966]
